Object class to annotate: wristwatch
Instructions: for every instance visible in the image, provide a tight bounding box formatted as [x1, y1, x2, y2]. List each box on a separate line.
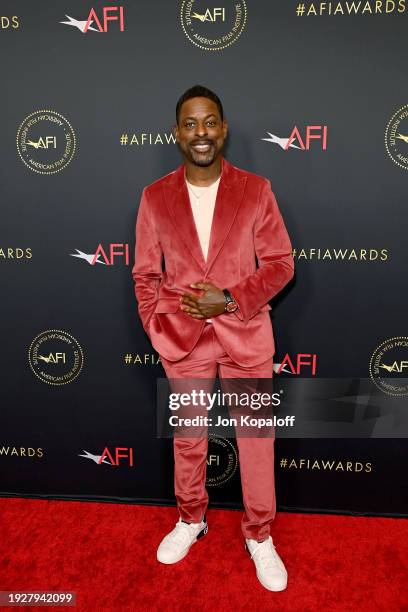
[222, 289, 238, 313]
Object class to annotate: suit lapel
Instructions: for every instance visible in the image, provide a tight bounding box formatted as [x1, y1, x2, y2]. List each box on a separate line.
[205, 160, 247, 276]
[162, 157, 247, 275]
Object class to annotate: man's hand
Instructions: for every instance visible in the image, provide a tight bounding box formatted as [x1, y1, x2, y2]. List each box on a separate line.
[180, 282, 226, 319]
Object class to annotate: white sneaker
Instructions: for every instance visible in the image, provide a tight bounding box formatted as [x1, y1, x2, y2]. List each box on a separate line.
[246, 536, 288, 591]
[157, 517, 208, 564]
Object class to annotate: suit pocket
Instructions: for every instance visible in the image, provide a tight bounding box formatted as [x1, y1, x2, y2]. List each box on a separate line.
[154, 298, 180, 313]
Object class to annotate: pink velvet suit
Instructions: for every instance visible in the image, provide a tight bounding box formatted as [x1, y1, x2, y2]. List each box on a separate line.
[132, 157, 294, 540]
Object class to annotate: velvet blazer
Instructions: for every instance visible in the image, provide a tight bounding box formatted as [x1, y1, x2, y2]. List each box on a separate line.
[132, 157, 294, 366]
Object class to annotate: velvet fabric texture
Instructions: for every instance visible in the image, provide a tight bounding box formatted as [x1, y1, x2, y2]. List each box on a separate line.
[132, 157, 294, 366]
[160, 323, 276, 541]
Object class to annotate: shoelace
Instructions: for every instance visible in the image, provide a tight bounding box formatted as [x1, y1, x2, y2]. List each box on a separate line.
[249, 537, 280, 571]
[167, 521, 200, 546]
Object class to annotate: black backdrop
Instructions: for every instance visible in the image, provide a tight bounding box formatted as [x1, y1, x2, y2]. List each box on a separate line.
[1, 0, 407, 516]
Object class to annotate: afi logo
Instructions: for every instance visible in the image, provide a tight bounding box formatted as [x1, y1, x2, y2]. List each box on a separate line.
[38, 353, 66, 364]
[207, 454, 220, 466]
[275, 354, 317, 375]
[85, 6, 124, 32]
[262, 126, 328, 150]
[287, 126, 327, 150]
[93, 243, 129, 265]
[193, 8, 226, 22]
[27, 137, 56, 149]
[70, 244, 129, 265]
[99, 447, 134, 466]
[379, 361, 408, 373]
[61, 7, 124, 33]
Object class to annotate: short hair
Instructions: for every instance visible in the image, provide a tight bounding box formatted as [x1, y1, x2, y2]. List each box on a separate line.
[176, 84, 224, 124]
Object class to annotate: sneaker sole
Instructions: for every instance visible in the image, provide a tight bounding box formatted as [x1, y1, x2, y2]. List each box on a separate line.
[257, 572, 287, 592]
[157, 524, 208, 565]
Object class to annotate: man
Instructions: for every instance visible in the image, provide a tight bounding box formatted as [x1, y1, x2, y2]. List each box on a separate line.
[132, 85, 294, 591]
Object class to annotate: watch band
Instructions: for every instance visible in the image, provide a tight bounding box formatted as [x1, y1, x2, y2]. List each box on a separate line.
[222, 289, 238, 313]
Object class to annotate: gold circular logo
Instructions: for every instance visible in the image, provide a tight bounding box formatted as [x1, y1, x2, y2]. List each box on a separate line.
[369, 337, 408, 396]
[180, 0, 247, 52]
[206, 435, 238, 487]
[16, 110, 76, 174]
[385, 104, 408, 171]
[28, 330, 84, 385]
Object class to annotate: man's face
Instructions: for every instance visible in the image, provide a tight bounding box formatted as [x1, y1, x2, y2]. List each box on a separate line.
[174, 96, 228, 167]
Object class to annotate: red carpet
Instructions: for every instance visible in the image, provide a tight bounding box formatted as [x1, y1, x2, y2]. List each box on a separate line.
[0, 498, 407, 611]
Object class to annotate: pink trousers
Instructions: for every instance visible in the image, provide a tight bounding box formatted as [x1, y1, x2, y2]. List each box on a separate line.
[160, 322, 276, 541]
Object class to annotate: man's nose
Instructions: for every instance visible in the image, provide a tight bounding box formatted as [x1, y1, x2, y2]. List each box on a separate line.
[195, 122, 208, 137]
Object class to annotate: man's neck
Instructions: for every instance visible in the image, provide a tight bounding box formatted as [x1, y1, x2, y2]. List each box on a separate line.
[184, 156, 223, 187]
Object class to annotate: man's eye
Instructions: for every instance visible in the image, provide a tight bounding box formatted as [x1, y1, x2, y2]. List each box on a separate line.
[185, 123, 194, 128]
[207, 121, 216, 126]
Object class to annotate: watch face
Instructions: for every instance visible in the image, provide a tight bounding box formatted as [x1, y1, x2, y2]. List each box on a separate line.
[226, 301, 237, 312]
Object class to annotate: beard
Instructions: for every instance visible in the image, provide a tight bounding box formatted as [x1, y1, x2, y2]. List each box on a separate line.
[186, 141, 218, 166]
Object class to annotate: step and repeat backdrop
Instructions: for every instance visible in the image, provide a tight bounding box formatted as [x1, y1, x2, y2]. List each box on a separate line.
[1, 1, 407, 516]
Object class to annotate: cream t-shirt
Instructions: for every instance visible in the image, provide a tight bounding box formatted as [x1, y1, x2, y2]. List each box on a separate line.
[186, 176, 221, 323]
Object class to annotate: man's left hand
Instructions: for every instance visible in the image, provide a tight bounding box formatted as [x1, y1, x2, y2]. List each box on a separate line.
[180, 282, 226, 319]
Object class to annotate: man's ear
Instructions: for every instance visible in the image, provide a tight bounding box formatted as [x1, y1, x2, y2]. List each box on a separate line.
[222, 119, 228, 139]
[173, 123, 179, 142]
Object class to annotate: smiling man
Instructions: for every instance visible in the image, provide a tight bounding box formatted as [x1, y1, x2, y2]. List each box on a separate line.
[132, 85, 294, 592]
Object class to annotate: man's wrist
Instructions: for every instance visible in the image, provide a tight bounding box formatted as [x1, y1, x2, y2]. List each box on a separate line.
[222, 289, 238, 313]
